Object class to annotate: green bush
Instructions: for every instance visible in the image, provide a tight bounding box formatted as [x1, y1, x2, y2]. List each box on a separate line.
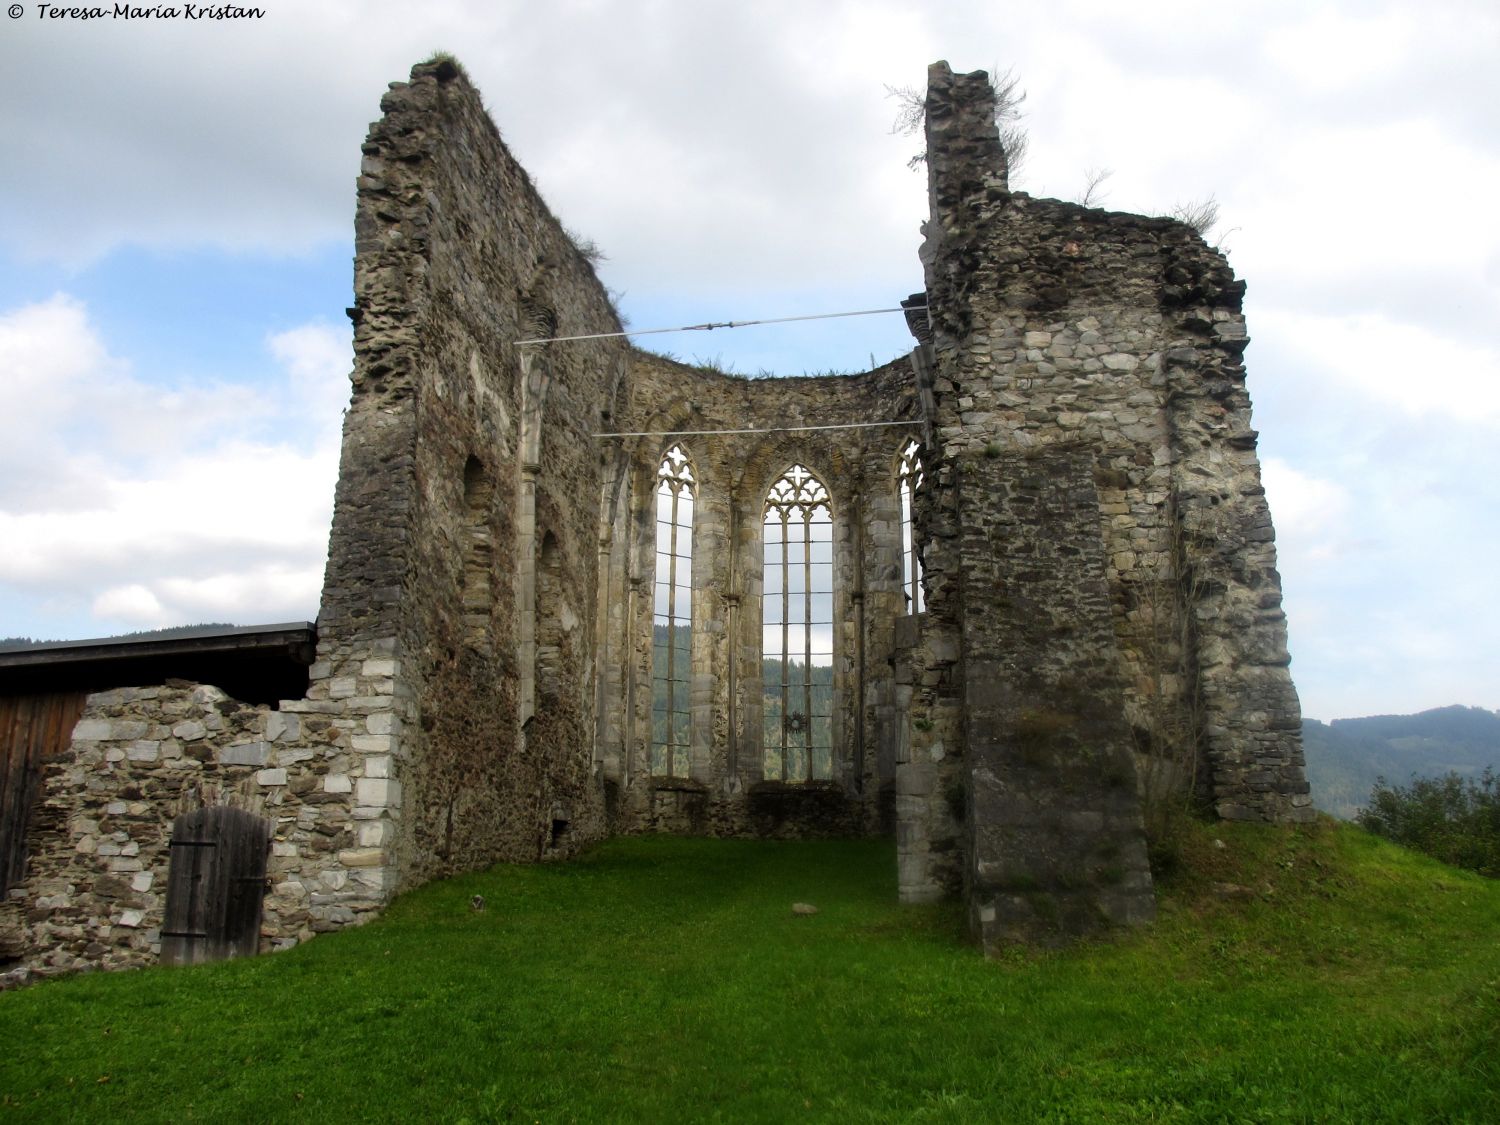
[1358, 768, 1500, 878]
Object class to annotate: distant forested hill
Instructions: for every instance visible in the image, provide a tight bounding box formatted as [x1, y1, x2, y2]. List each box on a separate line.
[0, 624, 240, 652]
[1304, 705, 1500, 819]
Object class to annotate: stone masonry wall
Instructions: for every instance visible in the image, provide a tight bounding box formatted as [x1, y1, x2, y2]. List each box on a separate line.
[908, 61, 1312, 921]
[14, 682, 398, 973]
[8, 57, 1316, 975]
[958, 451, 1155, 949]
[340, 57, 630, 880]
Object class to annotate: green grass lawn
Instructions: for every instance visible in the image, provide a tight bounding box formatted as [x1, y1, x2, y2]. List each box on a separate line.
[2, 818, 1497, 1123]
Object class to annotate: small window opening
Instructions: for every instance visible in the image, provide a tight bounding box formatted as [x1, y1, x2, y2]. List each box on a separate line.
[461, 455, 494, 649]
[536, 531, 569, 701]
[898, 439, 926, 614]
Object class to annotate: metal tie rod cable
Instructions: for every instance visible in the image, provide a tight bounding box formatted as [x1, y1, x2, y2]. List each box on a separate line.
[514, 304, 926, 346]
[596, 420, 921, 439]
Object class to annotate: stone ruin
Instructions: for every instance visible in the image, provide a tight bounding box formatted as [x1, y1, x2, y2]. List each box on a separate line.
[0, 58, 1313, 976]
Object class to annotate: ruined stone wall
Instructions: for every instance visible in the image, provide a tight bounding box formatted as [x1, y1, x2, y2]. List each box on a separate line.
[906, 61, 1311, 916]
[598, 351, 923, 836]
[10, 683, 392, 972]
[337, 57, 629, 879]
[7, 57, 1319, 975]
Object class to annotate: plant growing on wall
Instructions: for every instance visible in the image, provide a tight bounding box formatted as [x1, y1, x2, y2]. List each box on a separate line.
[886, 66, 1028, 177]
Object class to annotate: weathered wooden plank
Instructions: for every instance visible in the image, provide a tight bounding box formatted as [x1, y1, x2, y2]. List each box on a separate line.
[221, 809, 268, 960]
[161, 806, 268, 966]
[161, 809, 217, 966]
[0, 693, 86, 896]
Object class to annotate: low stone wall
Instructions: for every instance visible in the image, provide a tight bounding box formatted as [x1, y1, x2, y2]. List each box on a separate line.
[9, 661, 405, 975]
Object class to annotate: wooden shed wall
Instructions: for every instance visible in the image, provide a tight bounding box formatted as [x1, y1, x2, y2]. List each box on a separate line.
[0, 692, 87, 896]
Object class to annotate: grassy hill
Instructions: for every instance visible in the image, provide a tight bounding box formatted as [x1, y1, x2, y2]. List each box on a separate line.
[1, 822, 1497, 1122]
[1305, 705, 1500, 819]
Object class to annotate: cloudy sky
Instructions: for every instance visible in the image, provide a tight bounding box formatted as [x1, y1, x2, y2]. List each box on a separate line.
[1, 0, 1496, 721]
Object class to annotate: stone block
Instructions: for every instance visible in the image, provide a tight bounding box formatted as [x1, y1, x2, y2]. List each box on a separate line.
[257, 768, 289, 787]
[358, 820, 393, 847]
[338, 848, 385, 868]
[350, 867, 391, 892]
[324, 774, 353, 794]
[220, 743, 270, 767]
[126, 740, 160, 762]
[351, 735, 393, 754]
[71, 719, 116, 742]
[265, 713, 301, 742]
[897, 762, 936, 797]
[355, 778, 401, 808]
[364, 755, 392, 779]
[361, 658, 399, 678]
[365, 711, 397, 735]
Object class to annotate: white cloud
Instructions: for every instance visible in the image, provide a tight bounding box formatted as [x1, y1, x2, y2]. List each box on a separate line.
[1255, 307, 1500, 424]
[267, 322, 354, 439]
[1261, 459, 1352, 565]
[92, 584, 166, 625]
[0, 297, 344, 637]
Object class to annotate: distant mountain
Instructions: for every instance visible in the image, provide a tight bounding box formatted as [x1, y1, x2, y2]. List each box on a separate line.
[1303, 705, 1500, 820]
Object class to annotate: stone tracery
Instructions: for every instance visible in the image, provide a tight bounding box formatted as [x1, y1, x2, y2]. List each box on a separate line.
[761, 464, 834, 783]
[651, 444, 695, 778]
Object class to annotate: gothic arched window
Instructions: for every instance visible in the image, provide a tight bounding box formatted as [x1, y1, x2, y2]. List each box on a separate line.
[652, 445, 695, 777]
[762, 464, 833, 782]
[897, 438, 925, 614]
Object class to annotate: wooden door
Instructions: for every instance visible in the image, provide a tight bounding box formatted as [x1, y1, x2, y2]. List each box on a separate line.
[160, 807, 269, 965]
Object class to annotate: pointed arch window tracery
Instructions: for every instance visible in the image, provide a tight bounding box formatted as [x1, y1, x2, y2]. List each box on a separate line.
[651, 444, 694, 777]
[762, 464, 834, 782]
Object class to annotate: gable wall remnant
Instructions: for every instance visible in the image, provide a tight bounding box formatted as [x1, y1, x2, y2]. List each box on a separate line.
[910, 61, 1311, 945]
[333, 56, 629, 879]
